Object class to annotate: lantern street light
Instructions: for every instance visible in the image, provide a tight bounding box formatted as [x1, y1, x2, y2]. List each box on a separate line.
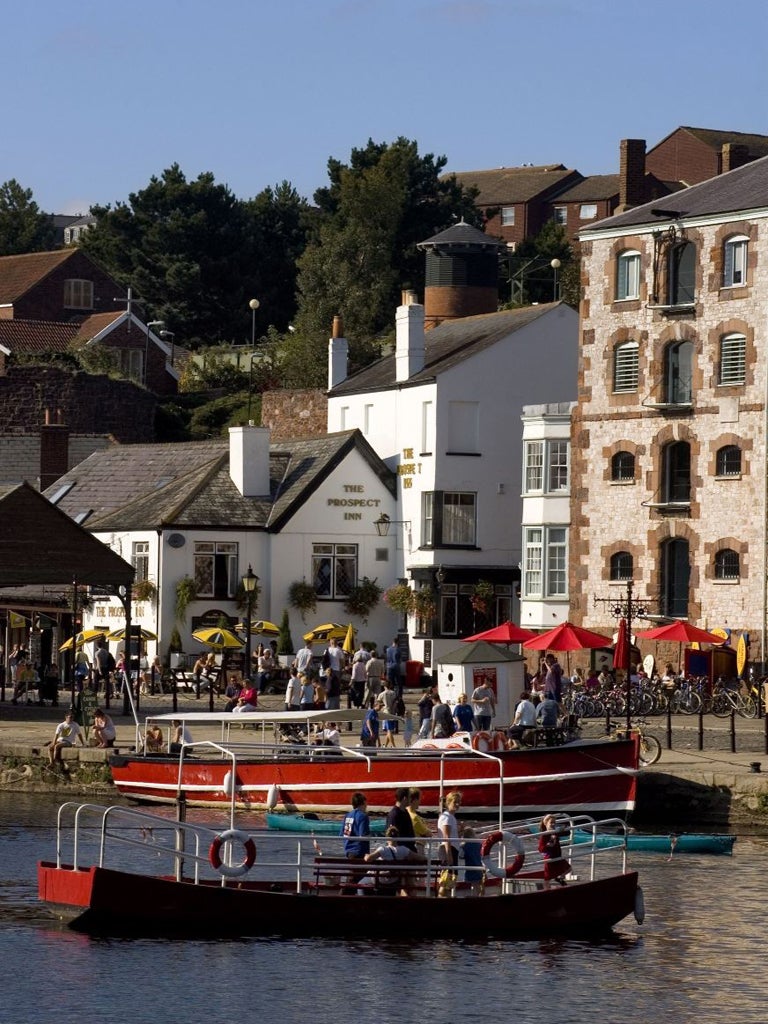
[550, 259, 561, 301]
[248, 298, 260, 348]
[373, 513, 411, 537]
[241, 565, 259, 682]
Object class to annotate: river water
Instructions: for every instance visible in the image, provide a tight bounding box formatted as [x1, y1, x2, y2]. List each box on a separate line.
[1, 793, 766, 1024]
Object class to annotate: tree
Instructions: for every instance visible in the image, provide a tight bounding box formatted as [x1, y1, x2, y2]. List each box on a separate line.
[289, 138, 480, 385]
[0, 179, 55, 255]
[500, 222, 576, 307]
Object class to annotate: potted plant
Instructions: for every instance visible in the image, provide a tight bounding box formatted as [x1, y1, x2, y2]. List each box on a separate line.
[343, 576, 383, 624]
[471, 579, 495, 618]
[277, 608, 294, 663]
[175, 575, 198, 624]
[132, 578, 158, 604]
[383, 582, 414, 616]
[288, 580, 317, 619]
[412, 586, 437, 620]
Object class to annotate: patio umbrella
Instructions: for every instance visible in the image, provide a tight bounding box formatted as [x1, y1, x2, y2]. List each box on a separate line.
[613, 617, 630, 672]
[462, 621, 537, 645]
[58, 628, 107, 652]
[523, 621, 612, 653]
[635, 622, 726, 645]
[235, 620, 280, 637]
[191, 627, 244, 650]
[342, 623, 355, 655]
[302, 623, 348, 644]
[106, 626, 158, 643]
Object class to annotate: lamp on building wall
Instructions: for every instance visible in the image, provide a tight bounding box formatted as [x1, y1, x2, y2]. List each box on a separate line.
[241, 565, 259, 682]
[373, 513, 411, 537]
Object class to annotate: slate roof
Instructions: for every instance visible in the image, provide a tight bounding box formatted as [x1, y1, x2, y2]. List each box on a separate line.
[419, 220, 504, 251]
[329, 302, 564, 396]
[450, 165, 581, 204]
[45, 431, 397, 533]
[581, 153, 768, 233]
[0, 250, 74, 304]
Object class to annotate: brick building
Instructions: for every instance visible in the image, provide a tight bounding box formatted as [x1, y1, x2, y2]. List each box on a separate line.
[572, 154, 768, 667]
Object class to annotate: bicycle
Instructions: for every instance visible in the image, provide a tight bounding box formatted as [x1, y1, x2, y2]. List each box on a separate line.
[711, 681, 756, 719]
[609, 718, 662, 766]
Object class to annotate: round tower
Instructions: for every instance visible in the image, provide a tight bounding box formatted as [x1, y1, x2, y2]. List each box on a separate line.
[417, 220, 503, 329]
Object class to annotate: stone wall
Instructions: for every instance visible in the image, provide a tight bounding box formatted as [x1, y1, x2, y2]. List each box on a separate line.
[260, 388, 327, 441]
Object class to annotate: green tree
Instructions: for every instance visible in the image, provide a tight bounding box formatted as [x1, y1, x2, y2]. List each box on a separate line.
[501, 222, 575, 307]
[0, 179, 55, 255]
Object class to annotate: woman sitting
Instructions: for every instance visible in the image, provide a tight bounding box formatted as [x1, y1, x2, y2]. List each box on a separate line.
[91, 708, 117, 748]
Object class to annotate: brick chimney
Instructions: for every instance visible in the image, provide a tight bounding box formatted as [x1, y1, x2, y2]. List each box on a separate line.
[327, 314, 348, 390]
[228, 424, 271, 497]
[617, 139, 646, 211]
[395, 290, 425, 383]
[39, 408, 69, 491]
[721, 143, 751, 174]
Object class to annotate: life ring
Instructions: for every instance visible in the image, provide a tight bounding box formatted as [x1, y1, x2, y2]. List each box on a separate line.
[472, 731, 506, 753]
[208, 829, 256, 878]
[480, 830, 525, 878]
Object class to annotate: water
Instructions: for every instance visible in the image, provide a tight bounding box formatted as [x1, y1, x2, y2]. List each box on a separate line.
[2, 793, 766, 1024]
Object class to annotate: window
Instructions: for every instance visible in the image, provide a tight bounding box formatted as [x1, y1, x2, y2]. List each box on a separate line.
[580, 204, 598, 220]
[447, 401, 479, 454]
[616, 251, 640, 300]
[664, 340, 693, 404]
[421, 401, 434, 454]
[660, 538, 690, 617]
[523, 440, 570, 493]
[723, 236, 748, 287]
[312, 543, 357, 599]
[523, 527, 568, 598]
[613, 341, 639, 393]
[668, 241, 695, 305]
[611, 451, 635, 481]
[440, 584, 458, 635]
[662, 441, 691, 504]
[716, 445, 741, 477]
[119, 349, 143, 382]
[719, 334, 746, 386]
[501, 206, 515, 226]
[714, 549, 740, 581]
[524, 441, 543, 492]
[610, 551, 634, 581]
[194, 541, 238, 599]
[421, 491, 476, 547]
[363, 404, 374, 434]
[132, 541, 149, 583]
[548, 441, 569, 491]
[63, 279, 94, 309]
[553, 206, 567, 225]
[495, 585, 513, 623]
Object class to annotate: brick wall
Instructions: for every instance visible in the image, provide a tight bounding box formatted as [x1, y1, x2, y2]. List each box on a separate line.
[12, 250, 126, 321]
[260, 389, 327, 441]
[646, 133, 719, 186]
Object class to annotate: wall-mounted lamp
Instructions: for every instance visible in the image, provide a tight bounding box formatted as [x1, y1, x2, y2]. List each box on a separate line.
[435, 565, 446, 586]
[373, 513, 411, 537]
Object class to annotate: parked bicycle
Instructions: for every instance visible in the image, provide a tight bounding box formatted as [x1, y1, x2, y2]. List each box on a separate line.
[609, 718, 662, 767]
[711, 680, 757, 719]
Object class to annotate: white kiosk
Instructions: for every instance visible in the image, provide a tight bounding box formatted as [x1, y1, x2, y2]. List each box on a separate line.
[435, 641, 525, 727]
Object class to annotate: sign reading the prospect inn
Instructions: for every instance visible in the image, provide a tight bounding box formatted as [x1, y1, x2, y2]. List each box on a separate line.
[327, 485, 382, 521]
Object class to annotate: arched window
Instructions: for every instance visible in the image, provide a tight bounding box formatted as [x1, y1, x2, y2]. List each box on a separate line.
[616, 250, 640, 300]
[719, 333, 746, 386]
[714, 549, 740, 581]
[660, 538, 690, 617]
[668, 241, 695, 305]
[611, 451, 635, 481]
[610, 551, 633, 581]
[662, 441, 691, 504]
[723, 235, 748, 288]
[664, 340, 693, 404]
[613, 341, 639, 393]
[716, 445, 741, 477]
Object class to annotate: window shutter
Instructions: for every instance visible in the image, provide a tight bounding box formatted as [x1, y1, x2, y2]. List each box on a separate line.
[723, 243, 734, 286]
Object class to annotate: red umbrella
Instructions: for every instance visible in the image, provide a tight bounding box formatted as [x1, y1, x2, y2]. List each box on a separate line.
[635, 622, 726, 645]
[613, 617, 630, 671]
[462, 621, 537, 645]
[523, 621, 611, 652]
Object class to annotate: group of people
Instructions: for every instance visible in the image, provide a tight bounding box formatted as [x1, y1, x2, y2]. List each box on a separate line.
[414, 680, 497, 741]
[46, 706, 117, 766]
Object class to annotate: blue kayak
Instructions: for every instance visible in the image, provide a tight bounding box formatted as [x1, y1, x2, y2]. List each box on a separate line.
[266, 811, 388, 835]
[573, 830, 736, 855]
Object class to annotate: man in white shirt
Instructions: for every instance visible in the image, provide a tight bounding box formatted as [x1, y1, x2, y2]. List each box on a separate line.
[294, 640, 314, 676]
[507, 691, 538, 748]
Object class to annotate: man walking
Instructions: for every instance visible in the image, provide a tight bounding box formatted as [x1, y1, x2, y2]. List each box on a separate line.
[385, 638, 402, 697]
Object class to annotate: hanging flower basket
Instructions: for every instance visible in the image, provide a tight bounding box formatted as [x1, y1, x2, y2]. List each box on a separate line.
[343, 577, 383, 624]
[288, 580, 317, 619]
[470, 579, 495, 618]
[175, 575, 198, 624]
[383, 583, 414, 616]
[412, 586, 437, 620]
[132, 578, 158, 604]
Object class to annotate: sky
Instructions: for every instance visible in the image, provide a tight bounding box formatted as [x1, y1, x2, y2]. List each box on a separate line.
[4, 0, 768, 216]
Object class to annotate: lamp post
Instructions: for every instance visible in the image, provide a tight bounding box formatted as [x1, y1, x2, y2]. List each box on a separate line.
[241, 565, 259, 683]
[550, 259, 561, 301]
[249, 298, 260, 348]
[144, 321, 164, 386]
[607, 579, 647, 732]
[159, 329, 175, 368]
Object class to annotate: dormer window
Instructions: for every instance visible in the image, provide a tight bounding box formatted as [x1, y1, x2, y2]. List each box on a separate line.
[63, 279, 94, 309]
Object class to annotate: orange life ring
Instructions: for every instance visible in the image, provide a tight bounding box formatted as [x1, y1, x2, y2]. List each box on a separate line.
[472, 731, 493, 752]
[209, 829, 257, 878]
[480, 830, 525, 878]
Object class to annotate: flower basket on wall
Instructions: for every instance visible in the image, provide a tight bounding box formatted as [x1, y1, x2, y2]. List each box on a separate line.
[343, 577, 383, 624]
[383, 583, 414, 616]
[132, 578, 158, 604]
[470, 579, 495, 618]
[412, 586, 437, 621]
[175, 575, 198, 625]
[288, 580, 317, 620]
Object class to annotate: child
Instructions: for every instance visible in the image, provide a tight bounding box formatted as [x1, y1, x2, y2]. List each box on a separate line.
[461, 826, 485, 896]
[538, 813, 570, 888]
[403, 710, 414, 747]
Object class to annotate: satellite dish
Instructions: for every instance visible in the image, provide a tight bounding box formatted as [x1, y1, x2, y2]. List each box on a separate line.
[167, 533, 185, 548]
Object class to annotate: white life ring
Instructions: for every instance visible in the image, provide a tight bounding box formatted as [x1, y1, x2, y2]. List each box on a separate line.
[472, 730, 507, 753]
[267, 783, 279, 810]
[480, 830, 525, 878]
[208, 829, 257, 878]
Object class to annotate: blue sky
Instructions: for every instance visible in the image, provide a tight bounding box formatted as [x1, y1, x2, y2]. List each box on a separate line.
[4, 0, 768, 215]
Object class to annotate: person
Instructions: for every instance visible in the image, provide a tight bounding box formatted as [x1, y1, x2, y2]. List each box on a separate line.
[661, 662, 677, 695]
[74, 648, 90, 691]
[341, 792, 370, 859]
[385, 638, 402, 696]
[571, 666, 584, 689]
[299, 675, 315, 709]
[417, 687, 434, 740]
[170, 720, 193, 754]
[325, 661, 341, 711]
[313, 674, 327, 709]
[585, 667, 600, 692]
[315, 721, 340, 747]
[223, 678, 243, 712]
[507, 690, 538, 747]
[293, 639, 314, 677]
[407, 788, 431, 839]
[323, 637, 344, 696]
[364, 648, 385, 706]
[536, 695, 560, 728]
[361, 826, 424, 895]
[453, 692, 475, 733]
[386, 788, 416, 850]
[192, 654, 208, 688]
[94, 643, 112, 696]
[538, 813, 570, 888]
[91, 708, 116, 748]
[232, 686, 258, 713]
[437, 791, 462, 896]
[285, 667, 302, 711]
[256, 645, 274, 694]
[145, 724, 164, 753]
[543, 653, 564, 703]
[430, 693, 455, 738]
[462, 826, 485, 896]
[48, 709, 84, 766]
[403, 710, 414, 747]
[380, 681, 398, 747]
[471, 678, 495, 731]
[349, 650, 368, 709]
[360, 700, 381, 747]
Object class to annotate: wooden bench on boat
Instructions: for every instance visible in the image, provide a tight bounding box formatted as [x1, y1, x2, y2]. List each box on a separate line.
[312, 855, 434, 894]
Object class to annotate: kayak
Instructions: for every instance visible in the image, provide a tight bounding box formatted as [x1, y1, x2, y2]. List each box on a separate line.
[266, 811, 388, 835]
[573, 830, 736, 855]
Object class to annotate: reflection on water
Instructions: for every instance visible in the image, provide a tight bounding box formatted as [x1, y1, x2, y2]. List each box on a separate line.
[1, 793, 767, 1024]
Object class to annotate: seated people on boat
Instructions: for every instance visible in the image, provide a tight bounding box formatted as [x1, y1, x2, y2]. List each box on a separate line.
[538, 813, 571, 889]
[314, 721, 341, 747]
[461, 827, 485, 896]
[360, 826, 425, 896]
[341, 792, 371, 860]
[507, 691, 538, 748]
[407, 788, 431, 840]
[145, 724, 164, 753]
[170, 721, 192, 754]
[386, 788, 416, 850]
[536, 696, 560, 729]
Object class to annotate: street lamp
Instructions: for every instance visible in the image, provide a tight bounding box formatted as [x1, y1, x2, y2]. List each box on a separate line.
[241, 565, 259, 682]
[550, 259, 561, 301]
[373, 513, 411, 537]
[144, 321, 164, 386]
[159, 329, 175, 368]
[606, 579, 647, 732]
[248, 298, 260, 348]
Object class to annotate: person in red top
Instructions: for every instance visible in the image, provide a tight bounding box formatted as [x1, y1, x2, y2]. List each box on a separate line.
[538, 813, 570, 888]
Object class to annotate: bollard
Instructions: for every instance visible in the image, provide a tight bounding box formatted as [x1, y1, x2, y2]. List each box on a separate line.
[697, 703, 704, 751]
[764, 713, 768, 757]
[730, 710, 736, 754]
[666, 699, 673, 750]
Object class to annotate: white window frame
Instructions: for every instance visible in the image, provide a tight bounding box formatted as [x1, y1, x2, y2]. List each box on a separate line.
[548, 441, 569, 492]
[524, 441, 544, 493]
[613, 340, 639, 393]
[524, 440, 570, 494]
[719, 333, 746, 386]
[132, 541, 149, 583]
[552, 206, 567, 225]
[523, 527, 568, 599]
[312, 542, 358, 600]
[616, 251, 640, 300]
[579, 203, 598, 220]
[63, 278, 94, 309]
[723, 236, 748, 288]
[194, 541, 238, 599]
[501, 206, 515, 226]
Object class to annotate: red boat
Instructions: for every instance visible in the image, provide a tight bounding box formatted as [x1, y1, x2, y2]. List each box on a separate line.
[110, 711, 640, 817]
[38, 802, 644, 938]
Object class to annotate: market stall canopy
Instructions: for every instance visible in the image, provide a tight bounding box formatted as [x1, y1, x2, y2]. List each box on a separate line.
[191, 628, 244, 650]
[462, 621, 536, 645]
[523, 621, 612, 652]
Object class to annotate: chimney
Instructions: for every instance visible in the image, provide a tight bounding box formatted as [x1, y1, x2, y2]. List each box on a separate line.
[395, 291, 425, 383]
[721, 143, 751, 174]
[327, 314, 348, 390]
[228, 424, 270, 497]
[40, 408, 70, 491]
[617, 139, 646, 211]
